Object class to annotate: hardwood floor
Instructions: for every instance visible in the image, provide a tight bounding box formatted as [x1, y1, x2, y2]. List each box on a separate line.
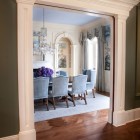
[35, 109, 140, 140]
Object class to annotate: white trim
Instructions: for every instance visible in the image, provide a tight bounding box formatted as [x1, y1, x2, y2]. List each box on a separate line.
[16, 0, 35, 5]
[15, 0, 140, 140]
[16, 1, 36, 140]
[19, 129, 36, 140]
[54, 32, 76, 45]
[0, 135, 18, 140]
[126, 108, 140, 123]
[113, 108, 140, 126]
[113, 110, 127, 126]
[112, 14, 128, 126]
[36, 0, 139, 16]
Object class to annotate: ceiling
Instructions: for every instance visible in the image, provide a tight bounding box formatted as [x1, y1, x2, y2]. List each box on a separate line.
[33, 6, 102, 26]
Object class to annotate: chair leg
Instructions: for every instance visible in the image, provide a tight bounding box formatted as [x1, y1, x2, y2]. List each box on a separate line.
[80, 94, 83, 100]
[92, 88, 95, 98]
[78, 94, 82, 100]
[72, 95, 76, 106]
[65, 96, 69, 108]
[52, 97, 56, 110]
[42, 99, 44, 105]
[34, 101, 35, 113]
[86, 90, 88, 95]
[84, 93, 87, 105]
[78, 94, 80, 98]
[46, 98, 49, 111]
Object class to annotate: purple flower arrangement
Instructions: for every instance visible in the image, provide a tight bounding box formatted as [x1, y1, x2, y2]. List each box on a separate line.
[34, 67, 53, 78]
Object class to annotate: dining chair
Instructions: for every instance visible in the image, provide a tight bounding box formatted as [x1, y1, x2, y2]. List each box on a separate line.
[34, 77, 50, 111]
[68, 75, 87, 106]
[56, 70, 68, 77]
[83, 69, 96, 98]
[49, 76, 69, 109]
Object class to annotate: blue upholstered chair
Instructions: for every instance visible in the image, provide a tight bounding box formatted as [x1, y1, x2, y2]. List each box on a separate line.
[68, 75, 87, 106]
[49, 76, 69, 109]
[83, 69, 96, 98]
[56, 70, 68, 77]
[34, 77, 50, 111]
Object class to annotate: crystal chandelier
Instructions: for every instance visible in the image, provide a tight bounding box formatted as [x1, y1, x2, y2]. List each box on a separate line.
[33, 8, 55, 61]
[40, 8, 47, 36]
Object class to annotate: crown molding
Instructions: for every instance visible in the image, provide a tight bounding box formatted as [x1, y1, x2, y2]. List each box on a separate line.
[36, 0, 139, 16]
[16, 0, 36, 4]
[76, 0, 140, 14]
[78, 0, 139, 8]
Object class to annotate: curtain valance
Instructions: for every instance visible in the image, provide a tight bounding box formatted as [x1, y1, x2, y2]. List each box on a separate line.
[80, 25, 110, 46]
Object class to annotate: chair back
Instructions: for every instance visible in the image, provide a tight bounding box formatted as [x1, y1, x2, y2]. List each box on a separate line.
[52, 76, 69, 97]
[86, 70, 96, 82]
[83, 69, 96, 86]
[56, 70, 68, 77]
[72, 75, 87, 94]
[34, 77, 49, 100]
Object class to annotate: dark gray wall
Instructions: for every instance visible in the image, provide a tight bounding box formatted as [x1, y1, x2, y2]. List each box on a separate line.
[0, 0, 19, 137]
[136, 6, 140, 97]
[125, 5, 140, 110]
[135, 5, 140, 108]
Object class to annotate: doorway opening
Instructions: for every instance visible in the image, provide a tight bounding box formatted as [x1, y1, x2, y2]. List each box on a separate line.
[33, 4, 113, 124]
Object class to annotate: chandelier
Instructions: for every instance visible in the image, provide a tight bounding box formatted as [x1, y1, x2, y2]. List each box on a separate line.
[33, 8, 55, 61]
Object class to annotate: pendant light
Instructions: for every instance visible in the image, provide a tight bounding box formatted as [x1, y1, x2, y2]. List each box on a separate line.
[38, 8, 55, 60]
[40, 8, 47, 36]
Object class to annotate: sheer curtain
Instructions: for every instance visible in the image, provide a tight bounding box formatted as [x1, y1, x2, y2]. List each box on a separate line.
[87, 38, 98, 70]
[80, 26, 110, 92]
[96, 31, 105, 91]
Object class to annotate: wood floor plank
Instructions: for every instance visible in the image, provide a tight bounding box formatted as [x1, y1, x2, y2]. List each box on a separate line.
[35, 109, 140, 140]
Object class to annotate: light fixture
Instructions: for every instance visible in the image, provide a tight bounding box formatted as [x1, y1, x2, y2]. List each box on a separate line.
[33, 8, 55, 61]
[40, 8, 47, 36]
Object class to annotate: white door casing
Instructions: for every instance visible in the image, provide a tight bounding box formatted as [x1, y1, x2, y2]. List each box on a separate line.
[16, 0, 140, 140]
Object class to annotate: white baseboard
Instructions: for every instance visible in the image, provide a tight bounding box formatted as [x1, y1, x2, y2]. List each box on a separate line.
[113, 108, 140, 126]
[0, 135, 18, 140]
[125, 108, 140, 123]
[19, 129, 36, 140]
[0, 129, 36, 140]
[113, 110, 126, 126]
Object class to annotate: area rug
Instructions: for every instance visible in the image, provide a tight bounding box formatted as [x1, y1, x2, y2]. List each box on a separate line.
[34, 92, 110, 122]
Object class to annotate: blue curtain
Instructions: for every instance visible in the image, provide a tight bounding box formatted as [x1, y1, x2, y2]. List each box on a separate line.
[80, 26, 110, 92]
